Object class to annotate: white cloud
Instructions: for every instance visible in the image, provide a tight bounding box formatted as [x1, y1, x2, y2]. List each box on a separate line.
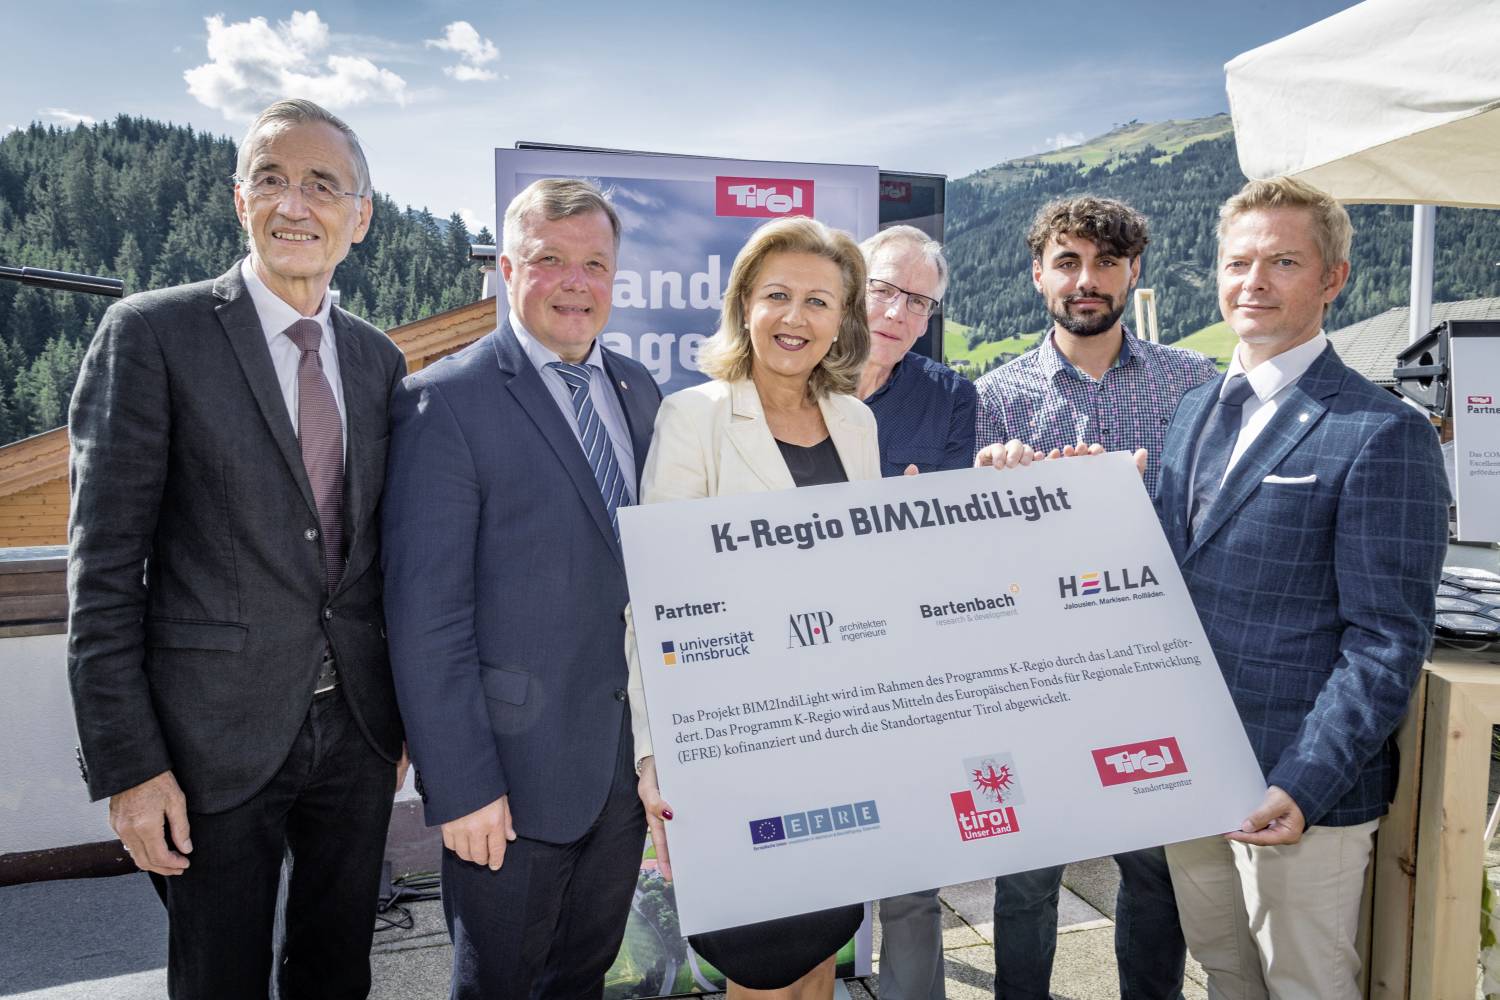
[184, 10, 408, 122]
[38, 108, 97, 127]
[1045, 131, 1086, 151]
[457, 206, 492, 234]
[426, 21, 499, 83]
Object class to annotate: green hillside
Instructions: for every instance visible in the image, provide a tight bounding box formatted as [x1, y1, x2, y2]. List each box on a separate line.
[942, 319, 1040, 378]
[964, 114, 1234, 193]
[1171, 321, 1237, 369]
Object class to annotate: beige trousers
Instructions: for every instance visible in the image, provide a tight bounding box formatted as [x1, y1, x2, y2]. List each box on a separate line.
[1164, 819, 1379, 1000]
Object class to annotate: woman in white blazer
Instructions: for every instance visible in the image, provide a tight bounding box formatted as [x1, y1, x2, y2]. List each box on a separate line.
[630, 217, 879, 999]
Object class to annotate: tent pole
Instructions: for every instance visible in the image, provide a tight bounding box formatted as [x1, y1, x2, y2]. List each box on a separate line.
[1409, 205, 1436, 344]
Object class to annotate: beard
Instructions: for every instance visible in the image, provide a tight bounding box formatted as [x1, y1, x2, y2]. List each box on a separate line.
[1049, 292, 1126, 337]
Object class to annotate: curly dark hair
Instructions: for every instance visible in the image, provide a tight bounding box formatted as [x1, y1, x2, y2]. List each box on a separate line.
[1025, 196, 1149, 260]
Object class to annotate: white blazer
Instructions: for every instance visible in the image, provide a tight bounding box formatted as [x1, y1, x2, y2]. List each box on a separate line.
[627, 378, 881, 761]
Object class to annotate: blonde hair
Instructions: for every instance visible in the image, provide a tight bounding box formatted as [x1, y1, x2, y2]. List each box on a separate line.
[699, 217, 869, 398]
[503, 178, 621, 257]
[1217, 177, 1353, 271]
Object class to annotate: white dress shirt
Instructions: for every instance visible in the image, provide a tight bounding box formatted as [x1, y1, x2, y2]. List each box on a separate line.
[1191, 331, 1328, 499]
[241, 258, 347, 447]
[510, 312, 637, 503]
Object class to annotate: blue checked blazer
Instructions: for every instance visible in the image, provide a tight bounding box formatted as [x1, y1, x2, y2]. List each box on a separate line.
[1154, 344, 1448, 827]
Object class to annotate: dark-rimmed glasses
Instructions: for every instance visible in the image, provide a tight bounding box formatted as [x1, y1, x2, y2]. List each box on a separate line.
[867, 278, 940, 318]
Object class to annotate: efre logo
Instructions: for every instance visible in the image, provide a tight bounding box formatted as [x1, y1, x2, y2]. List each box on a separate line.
[716, 176, 815, 218]
[787, 610, 834, 648]
[1091, 737, 1188, 787]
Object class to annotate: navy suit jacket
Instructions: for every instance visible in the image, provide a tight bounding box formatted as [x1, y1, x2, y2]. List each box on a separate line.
[381, 323, 661, 840]
[1154, 344, 1447, 827]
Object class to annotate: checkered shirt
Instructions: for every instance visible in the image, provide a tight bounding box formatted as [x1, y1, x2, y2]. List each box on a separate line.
[973, 328, 1219, 494]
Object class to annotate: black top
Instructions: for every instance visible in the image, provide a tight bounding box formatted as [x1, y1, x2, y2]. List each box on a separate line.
[775, 436, 848, 487]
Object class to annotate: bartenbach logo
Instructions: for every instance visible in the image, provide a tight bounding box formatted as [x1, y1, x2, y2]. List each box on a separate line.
[950, 752, 1025, 842]
[1058, 565, 1163, 610]
[1092, 737, 1189, 787]
[748, 800, 880, 849]
[787, 610, 834, 648]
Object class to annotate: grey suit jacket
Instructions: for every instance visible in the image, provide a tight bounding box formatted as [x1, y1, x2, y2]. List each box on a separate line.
[67, 261, 408, 813]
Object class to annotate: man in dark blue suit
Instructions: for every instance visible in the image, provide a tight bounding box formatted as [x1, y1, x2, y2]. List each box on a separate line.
[1154, 177, 1448, 999]
[382, 178, 661, 998]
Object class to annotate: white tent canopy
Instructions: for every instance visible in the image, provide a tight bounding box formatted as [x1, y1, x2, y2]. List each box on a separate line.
[1226, 0, 1500, 209]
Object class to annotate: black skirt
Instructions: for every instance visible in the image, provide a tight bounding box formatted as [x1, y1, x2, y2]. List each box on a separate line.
[687, 904, 863, 990]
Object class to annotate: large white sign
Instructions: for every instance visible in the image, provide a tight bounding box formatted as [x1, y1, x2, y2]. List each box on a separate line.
[1450, 326, 1500, 542]
[620, 456, 1267, 936]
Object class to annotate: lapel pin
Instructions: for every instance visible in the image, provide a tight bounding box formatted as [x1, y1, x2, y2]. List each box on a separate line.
[619, 380, 629, 390]
[1299, 412, 1309, 422]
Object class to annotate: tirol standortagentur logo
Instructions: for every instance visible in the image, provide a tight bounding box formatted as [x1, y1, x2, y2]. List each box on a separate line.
[950, 752, 1025, 842]
[747, 800, 881, 849]
[1092, 737, 1189, 787]
[715, 176, 815, 218]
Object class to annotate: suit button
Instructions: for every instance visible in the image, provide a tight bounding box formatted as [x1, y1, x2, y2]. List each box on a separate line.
[323, 608, 334, 621]
[304, 528, 319, 541]
[614, 689, 627, 702]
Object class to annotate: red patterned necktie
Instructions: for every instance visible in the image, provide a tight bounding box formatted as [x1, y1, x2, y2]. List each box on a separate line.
[286, 319, 344, 592]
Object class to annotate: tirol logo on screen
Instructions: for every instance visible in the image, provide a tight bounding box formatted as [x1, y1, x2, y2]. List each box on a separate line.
[880, 180, 912, 202]
[716, 176, 815, 218]
[950, 752, 1025, 842]
[1092, 737, 1188, 787]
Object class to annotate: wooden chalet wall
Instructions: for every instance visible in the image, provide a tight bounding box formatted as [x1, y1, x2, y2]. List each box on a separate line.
[0, 297, 497, 548]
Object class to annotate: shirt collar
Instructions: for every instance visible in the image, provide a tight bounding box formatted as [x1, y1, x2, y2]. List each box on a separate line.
[510, 310, 604, 374]
[1226, 330, 1328, 403]
[1041, 325, 1138, 382]
[865, 350, 915, 403]
[242, 257, 332, 344]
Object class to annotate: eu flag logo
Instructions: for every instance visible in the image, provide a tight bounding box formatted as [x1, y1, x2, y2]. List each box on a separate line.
[748, 817, 785, 844]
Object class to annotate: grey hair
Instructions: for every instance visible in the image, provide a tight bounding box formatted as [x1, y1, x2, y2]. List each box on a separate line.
[859, 225, 949, 299]
[236, 98, 371, 196]
[502, 178, 622, 259]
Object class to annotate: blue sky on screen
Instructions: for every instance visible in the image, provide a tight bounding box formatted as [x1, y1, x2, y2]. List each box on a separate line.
[4, 1, 1358, 232]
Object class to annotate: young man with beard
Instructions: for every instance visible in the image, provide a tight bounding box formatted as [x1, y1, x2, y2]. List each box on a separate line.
[972, 196, 1215, 999]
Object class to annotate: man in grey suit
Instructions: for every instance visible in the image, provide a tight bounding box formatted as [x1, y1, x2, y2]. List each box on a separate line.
[67, 98, 407, 999]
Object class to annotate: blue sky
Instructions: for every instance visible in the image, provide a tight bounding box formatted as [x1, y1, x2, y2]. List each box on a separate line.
[3, 1, 1360, 233]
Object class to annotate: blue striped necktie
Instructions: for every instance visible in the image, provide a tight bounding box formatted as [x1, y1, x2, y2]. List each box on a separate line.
[548, 361, 629, 538]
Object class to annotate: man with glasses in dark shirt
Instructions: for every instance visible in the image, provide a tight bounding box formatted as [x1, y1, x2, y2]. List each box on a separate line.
[973, 196, 1216, 999]
[858, 226, 974, 1000]
[858, 226, 976, 476]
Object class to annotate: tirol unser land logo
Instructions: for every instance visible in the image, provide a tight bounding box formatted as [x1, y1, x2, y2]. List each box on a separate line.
[1092, 737, 1188, 787]
[716, 176, 815, 218]
[950, 752, 1025, 842]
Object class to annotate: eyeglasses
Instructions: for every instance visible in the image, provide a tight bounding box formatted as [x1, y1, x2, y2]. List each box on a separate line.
[235, 173, 363, 207]
[867, 278, 940, 318]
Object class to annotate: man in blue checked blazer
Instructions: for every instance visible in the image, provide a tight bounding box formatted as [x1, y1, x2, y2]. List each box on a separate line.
[382, 179, 660, 998]
[1155, 177, 1447, 1000]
